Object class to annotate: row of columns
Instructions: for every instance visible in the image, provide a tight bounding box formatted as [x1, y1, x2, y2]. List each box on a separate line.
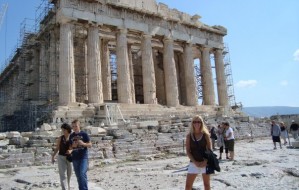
[58, 22, 228, 107]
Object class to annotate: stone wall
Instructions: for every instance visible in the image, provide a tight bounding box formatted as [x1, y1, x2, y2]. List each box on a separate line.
[0, 117, 271, 169]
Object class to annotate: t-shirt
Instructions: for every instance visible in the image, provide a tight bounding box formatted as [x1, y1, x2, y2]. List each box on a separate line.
[69, 131, 90, 160]
[225, 127, 234, 140]
[290, 123, 299, 131]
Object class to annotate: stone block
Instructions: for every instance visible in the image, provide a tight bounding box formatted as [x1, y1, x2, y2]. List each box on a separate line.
[52, 130, 62, 137]
[20, 137, 29, 147]
[0, 133, 6, 140]
[136, 121, 159, 128]
[51, 125, 57, 130]
[102, 136, 114, 140]
[292, 141, 299, 148]
[20, 132, 33, 138]
[41, 123, 52, 131]
[37, 131, 54, 136]
[6, 131, 21, 139]
[9, 138, 21, 145]
[158, 120, 172, 125]
[0, 139, 9, 147]
[158, 125, 170, 133]
[90, 127, 107, 136]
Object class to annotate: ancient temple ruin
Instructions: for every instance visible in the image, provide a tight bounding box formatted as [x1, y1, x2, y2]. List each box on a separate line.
[0, 0, 236, 131]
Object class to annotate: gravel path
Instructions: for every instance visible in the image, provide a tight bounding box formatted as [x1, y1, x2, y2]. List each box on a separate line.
[0, 138, 298, 190]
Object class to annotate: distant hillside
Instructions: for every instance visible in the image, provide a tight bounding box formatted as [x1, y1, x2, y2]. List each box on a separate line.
[243, 106, 299, 118]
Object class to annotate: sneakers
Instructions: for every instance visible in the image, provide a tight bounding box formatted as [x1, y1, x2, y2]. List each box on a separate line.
[273, 147, 277, 150]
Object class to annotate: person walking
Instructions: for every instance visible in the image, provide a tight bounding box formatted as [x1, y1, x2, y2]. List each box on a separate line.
[216, 124, 228, 160]
[68, 119, 92, 190]
[271, 120, 282, 149]
[289, 120, 299, 140]
[209, 125, 217, 150]
[52, 123, 73, 190]
[223, 122, 235, 160]
[185, 115, 212, 190]
[279, 122, 288, 145]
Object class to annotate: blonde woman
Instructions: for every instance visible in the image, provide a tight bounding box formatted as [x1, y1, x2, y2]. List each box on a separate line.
[185, 115, 212, 190]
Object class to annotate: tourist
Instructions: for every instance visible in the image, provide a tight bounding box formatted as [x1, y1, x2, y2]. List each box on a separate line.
[289, 120, 299, 140]
[185, 115, 212, 190]
[68, 119, 92, 190]
[216, 124, 228, 160]
[271, 120, 282, 149]
[279, 122, 288, 145]
[223, 122, 235, 160]
[52, 123, 73, 190]
[209, 125, 217, 150]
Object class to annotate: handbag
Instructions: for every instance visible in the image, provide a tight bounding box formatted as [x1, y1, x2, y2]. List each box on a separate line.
[66, 155, 72, 162]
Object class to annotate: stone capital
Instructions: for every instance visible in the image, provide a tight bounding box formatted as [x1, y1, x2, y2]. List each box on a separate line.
[86, 22, 102, 28]
[142, 33, 152, 39]
[200, 45, 211, 52]
[184, 42, 193, 47]
[163, 36, 173, 43]
[118, 28, 128, 34]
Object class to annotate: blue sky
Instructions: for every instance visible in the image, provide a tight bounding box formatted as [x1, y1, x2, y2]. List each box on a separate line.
[0, 0, 299, 107]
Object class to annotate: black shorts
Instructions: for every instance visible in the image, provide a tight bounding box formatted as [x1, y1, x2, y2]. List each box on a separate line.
[272, 136, 281, 142]
[226, 139, 234, 151]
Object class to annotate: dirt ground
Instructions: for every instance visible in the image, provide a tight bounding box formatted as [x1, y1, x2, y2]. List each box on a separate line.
[0, 138, 298, 190]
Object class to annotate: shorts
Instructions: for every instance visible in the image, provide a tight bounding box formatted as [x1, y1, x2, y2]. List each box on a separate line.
[272, 136, 281, 142]
[226, 139, 235, 151]
[187, 162, 206, 174]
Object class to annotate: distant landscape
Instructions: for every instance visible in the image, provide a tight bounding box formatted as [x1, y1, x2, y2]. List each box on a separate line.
[242, 106, 299, 118]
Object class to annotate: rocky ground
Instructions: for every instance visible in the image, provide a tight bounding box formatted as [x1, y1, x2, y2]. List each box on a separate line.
[0, 138, 298, 190]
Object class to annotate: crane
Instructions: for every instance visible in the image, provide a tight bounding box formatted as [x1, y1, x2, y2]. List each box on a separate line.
[0, 3, 8, 31]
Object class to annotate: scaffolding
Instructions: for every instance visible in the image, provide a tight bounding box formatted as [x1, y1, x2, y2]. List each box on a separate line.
[195, 44, 238, 108]
[194, 62, 203, 101]
[223, 44, 238, 107]
[0, 0, 56, 132]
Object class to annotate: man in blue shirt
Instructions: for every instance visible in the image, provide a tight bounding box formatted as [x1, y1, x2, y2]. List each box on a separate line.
[69, 119, 92, 190]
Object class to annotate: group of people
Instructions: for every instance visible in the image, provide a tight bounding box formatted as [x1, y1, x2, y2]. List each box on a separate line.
[52, 119, 92, 190]
[185, 115, 235, 190]
[271, 120, 299, 149]
[51, 116, 299, 190]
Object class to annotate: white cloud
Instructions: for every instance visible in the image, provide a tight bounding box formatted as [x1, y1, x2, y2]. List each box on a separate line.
[280, 80, 288, 86]
[235, 80, 257, 88]
[294, 49, 299, 61]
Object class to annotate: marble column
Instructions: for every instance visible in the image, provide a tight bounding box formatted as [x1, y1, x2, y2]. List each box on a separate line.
[183, 43, 198, 106]
[200, 46, 215, 105]
[59, 23, 76, 105]
[30, 48, 40, 100]
[87, 26, 103, 104]
[163, 37, 179, 107]
[24, 56, 31, 100]
[128, 44, 136, 103]
[116, 29, 132, 103]
[39, 42, 48, 101]
[214, 49, 229, 106]
[101, 39, 112, 101]
[142, 34, 157, 104]
[49, 31, 57, 101]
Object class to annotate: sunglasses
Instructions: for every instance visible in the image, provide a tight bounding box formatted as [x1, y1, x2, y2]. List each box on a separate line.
[193, 121, 202, 124]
